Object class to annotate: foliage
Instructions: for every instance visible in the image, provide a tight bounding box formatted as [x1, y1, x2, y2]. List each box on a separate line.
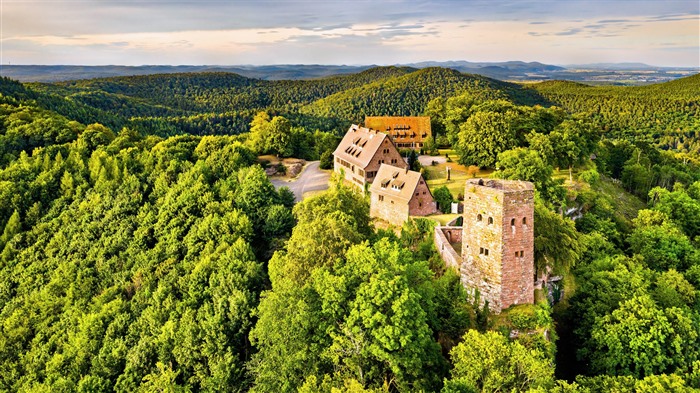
[432, 186, 454, 214]
[588, 294, 699, 378]
[443, 330, 554, 392]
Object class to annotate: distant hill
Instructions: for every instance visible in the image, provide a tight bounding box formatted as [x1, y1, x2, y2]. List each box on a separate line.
[0, 64, 377, 83]
[528, 74, 700, 149]
[5, 62, 696, 84]
[300, 67, 549, 123]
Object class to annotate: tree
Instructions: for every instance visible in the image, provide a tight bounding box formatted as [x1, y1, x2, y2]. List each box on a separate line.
[267, 116, 293, 158]
[548, 119, 599, 181]
[455, 110, 517, 168]
[77, 123, 116, 151]
[588, 295, 700, 378]
[533, 201, 582, 276]
[248, 112, 271, 154]
[494, 147, 564, 204]
[0, 210, 21, 250]
[433, 186, 454, 214]
[443, 330, 554, 392]
[629, 210, 699, 272]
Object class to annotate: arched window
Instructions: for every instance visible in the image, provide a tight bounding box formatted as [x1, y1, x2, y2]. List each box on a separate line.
[511, 218, 516, 226]
[488, 217, 493, 225]
[477, 214, 482, 222]
[522, 217, 527, 226]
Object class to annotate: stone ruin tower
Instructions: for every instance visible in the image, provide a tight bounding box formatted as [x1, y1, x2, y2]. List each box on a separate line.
[461, 179, 535, 312]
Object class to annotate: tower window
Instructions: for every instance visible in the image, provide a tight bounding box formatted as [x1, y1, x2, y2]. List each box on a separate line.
[523, 217, 527, 226]
[477, 214, 482, 222]
[488, 217, 493, 225]
[511, 218, 515, 226]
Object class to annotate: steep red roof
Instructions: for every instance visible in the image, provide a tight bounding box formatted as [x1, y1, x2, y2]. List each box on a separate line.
[332, 124, 390, 169]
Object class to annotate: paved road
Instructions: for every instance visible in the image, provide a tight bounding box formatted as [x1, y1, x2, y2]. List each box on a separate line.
[418, 155, 447, 166]
[270, 161, 330, 202]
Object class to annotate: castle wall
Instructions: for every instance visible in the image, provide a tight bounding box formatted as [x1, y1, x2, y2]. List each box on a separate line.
[435, 226, 463, 270]
[461, 179, 534, 312]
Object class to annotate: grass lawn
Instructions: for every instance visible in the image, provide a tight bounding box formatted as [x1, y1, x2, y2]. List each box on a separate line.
[424, 150, 493, 198]
[423, 213, 461, 226]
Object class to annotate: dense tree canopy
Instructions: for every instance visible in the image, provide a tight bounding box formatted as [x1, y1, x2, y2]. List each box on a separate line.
[1, 67, 700, 392]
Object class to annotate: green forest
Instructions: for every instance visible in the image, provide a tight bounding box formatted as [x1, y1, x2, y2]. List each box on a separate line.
[0, 68, 699, 392]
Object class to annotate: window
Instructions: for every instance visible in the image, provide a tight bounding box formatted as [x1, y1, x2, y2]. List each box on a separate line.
[479, 247, 484, 255]
[511, 218, 516, 226]
[379, 195, 384, 201]
[523, 217, 527, 226]
[485, 249, 489, 256]
[520, 250, 524, 257]
[419, 202, 422, 207]
[488, 217, 493, 225]
[477, 214, 482, 222]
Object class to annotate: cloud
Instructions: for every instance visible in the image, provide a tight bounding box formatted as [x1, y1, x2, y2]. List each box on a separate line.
[2, 1, 698, 66]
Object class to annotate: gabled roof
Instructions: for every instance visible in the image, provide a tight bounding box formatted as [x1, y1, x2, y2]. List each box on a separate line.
[369, 163, 426, 202]
[364, 116, 431, 135]
[333, 124, 391, 168]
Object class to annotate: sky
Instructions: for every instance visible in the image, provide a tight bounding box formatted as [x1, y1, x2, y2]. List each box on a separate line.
[1, 0, 699, 67]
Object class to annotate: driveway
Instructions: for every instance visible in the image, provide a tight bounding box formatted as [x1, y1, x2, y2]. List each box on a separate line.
[270, 161, 330, 202]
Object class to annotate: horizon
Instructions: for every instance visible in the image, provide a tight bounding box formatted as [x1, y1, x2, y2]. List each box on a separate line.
[2, 61, 699, 69]
[2, 1, 699, 68]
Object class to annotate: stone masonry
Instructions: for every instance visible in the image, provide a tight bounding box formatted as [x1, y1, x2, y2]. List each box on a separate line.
[369, 164, 437, 226]
[461, 179, 535, 312]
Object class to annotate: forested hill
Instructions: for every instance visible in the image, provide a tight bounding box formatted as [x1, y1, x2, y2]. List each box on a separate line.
[2, 66, 549, 137]
[2, 67, 699, 153]
[300, 67, 548, 123]
[29, 66, 416, 115]
[529, 75, 700, 152]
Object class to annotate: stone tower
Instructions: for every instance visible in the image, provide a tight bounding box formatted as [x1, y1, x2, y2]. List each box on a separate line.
[461, 179, 535, 312]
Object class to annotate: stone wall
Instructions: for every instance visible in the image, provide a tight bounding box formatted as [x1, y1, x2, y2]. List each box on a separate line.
[435, 226, 462, 270]
[333, 159, 367, 191]
[364, 138, 407, 181]
[461, 179, 534, 312]
[370, 192, 410, 227]
[408, 179, 438, 216]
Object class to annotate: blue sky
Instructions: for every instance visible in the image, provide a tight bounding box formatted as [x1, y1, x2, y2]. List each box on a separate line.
[2, 0, 699, 66]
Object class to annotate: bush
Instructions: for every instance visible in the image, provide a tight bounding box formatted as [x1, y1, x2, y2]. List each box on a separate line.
[433, 186, 454, 213]
[319, 150, 333, 169]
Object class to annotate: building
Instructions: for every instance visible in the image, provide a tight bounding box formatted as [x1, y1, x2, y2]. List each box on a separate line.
[369, 164, 437, 226]
[333, 124, 407, 190]
[460, 179, 535, 312]
[364, 116, 432, 150]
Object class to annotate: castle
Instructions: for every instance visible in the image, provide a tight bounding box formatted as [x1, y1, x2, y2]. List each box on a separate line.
[436, 179, 535, 313]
